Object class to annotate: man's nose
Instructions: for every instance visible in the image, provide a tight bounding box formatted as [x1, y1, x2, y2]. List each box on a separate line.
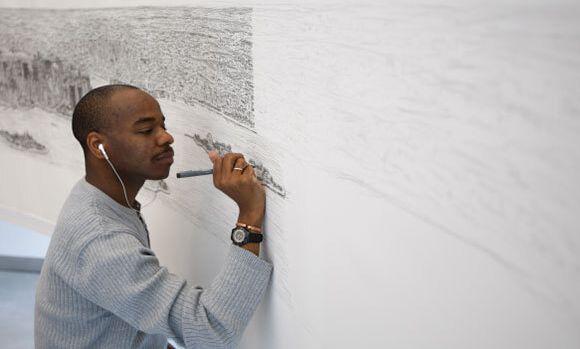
[158, 129, 174, 145]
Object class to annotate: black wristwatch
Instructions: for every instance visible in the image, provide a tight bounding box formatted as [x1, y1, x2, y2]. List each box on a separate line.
[231, 226, 263, 246]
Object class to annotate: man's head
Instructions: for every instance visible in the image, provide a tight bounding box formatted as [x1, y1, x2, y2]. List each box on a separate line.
[72, 84, 174, 181]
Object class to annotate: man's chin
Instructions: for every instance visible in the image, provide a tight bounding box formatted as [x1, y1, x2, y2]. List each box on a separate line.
[146, 168, 171, 181]
[148, 173, 170, 180]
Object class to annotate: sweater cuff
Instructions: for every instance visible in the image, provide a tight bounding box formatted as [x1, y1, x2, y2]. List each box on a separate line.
[228, 245, 273, 276]
[181, 245, 272, 347]
[203, 245, 273, 329]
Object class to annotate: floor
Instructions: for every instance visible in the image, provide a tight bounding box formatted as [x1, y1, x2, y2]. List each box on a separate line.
[0, 270, 38, 349]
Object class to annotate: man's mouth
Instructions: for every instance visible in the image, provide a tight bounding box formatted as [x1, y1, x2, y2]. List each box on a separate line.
[153, 148, 174, 162]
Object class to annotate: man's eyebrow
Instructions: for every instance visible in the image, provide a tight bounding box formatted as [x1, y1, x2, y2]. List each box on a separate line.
[133, 115, 165, 126]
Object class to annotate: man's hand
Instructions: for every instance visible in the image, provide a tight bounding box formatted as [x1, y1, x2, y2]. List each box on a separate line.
[208, 151, 266, 228]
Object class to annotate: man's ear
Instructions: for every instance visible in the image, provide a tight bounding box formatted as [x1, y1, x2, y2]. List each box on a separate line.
[86, 131, 107, 160]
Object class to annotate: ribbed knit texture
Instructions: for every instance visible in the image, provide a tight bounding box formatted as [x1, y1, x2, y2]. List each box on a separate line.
[34, 178, 273, 349]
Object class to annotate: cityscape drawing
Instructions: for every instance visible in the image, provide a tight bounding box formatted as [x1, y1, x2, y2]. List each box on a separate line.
[0, 7, 254, 127]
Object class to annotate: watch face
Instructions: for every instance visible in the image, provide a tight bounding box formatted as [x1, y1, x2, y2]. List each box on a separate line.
[233, 228, 246, 243]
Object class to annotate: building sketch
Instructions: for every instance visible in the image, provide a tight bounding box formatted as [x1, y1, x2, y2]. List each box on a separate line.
[186, 133, 287, 198]
[0, 50, 91, 116]
[187, 132, 232, 157]
[0, 7, 254, 127]
[0, 129, 47, 154]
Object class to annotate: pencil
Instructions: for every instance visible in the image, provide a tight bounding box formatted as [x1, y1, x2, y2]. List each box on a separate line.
[176, 169, 213, 178]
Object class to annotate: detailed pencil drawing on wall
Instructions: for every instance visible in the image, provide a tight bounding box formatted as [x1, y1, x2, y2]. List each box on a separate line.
[0, 7, 254, 127]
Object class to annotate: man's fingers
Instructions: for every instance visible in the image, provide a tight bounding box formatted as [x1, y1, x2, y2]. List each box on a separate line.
[208, 150, 219, 164]
[211, 152, 223, 187]
[233, 157, 247, 174]
[222, 153, 244, 171]
[214, 153, 259, 190]
[222, 153, 244, 181]
[243, 162, 256, 179]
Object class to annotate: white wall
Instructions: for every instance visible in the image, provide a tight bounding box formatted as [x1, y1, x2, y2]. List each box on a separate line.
[1, 1, 579, 348]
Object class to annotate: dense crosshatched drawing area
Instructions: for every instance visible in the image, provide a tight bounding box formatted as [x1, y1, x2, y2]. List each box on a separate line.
[0, 7, 254, 127]
[0, 50, 91, 116]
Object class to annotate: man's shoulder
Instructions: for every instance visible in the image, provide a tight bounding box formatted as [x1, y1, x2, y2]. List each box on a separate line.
[50, 180, 137, 255]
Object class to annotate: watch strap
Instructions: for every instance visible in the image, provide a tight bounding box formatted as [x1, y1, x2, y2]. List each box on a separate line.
[248, 232, 263, 243]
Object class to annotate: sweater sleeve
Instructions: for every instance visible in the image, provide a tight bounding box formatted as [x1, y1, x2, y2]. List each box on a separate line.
[73, 231, 273, 348]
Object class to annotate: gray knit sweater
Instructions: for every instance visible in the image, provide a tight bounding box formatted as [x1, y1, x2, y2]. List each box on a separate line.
[34, 178, 272, 348]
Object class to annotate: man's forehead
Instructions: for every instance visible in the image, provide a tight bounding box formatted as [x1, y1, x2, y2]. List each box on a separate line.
[108, 88, 162, 121]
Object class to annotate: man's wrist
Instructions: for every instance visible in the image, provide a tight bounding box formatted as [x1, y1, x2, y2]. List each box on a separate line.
[237, 223, 263, 234]
[237, 213, 263, 229]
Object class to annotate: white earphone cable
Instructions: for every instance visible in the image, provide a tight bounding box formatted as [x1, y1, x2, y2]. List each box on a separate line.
[104, 157, 134, 211]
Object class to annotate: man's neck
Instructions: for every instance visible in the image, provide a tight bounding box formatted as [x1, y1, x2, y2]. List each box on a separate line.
[85, 171, 144, 210]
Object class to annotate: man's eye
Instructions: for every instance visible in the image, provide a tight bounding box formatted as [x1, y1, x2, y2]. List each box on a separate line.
[138, 129, 153, 134]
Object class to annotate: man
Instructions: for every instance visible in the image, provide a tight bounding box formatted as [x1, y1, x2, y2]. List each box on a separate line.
[34, 84, 272, 348]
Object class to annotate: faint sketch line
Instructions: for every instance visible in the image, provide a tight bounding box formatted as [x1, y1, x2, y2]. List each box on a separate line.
[336, 172, 529, 276]
[337, 170, 580, 324]
[185, 133, 287, 198]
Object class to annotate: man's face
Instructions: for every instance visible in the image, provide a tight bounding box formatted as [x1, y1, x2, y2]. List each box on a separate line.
[106, 89, 174, 181]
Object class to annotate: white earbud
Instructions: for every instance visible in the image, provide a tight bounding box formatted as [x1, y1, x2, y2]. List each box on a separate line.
[98, 144, 109, 160]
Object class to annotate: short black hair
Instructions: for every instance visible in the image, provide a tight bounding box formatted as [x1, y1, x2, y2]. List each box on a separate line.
[72, 84, 139, 152]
